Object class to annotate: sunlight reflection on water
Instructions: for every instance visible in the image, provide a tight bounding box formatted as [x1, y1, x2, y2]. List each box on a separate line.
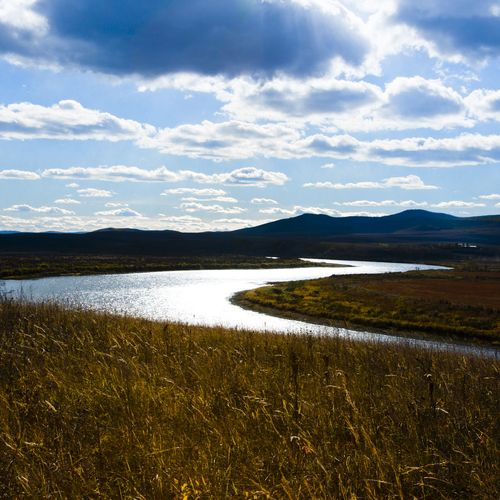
[3, 258, 496, 357]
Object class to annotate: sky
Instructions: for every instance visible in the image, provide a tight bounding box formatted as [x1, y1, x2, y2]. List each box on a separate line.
[0, 0, 499, 233]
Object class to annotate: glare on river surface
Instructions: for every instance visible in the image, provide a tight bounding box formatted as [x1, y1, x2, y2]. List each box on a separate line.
[4, 259, 438, 333]
[6, 257, 489, 357]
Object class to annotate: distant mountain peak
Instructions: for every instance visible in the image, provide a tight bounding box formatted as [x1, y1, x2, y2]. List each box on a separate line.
[235, 209, 481, 237]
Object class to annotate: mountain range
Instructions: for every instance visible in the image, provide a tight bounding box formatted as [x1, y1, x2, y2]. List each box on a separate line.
[1, 210, 499, 261]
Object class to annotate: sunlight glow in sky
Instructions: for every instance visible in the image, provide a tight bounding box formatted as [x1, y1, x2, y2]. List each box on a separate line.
[0, 0, 499, 232]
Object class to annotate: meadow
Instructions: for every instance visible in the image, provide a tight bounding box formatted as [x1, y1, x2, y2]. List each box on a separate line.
[0, 298, 498, 498]
[237, 264, 500, 344]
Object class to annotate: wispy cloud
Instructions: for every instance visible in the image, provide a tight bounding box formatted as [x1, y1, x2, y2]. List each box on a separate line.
[54, 198, 81, 205]
[259, 205, 387, 217]
[162, 188, 227, 197]
[77, 188, 114, 198]
[181, 196, 238, 203]
[3, 204, 75, 215]
[0, 101, 154, 141]
[251, 198, 278, 205]
[304, 175, 438, 190]
[180, 202, 247, 215]
[95, 208, 142, 217]
[0, 169, 40, 180]
[340, 200, 428, 207]
[105, 202, 129, 208]
[479, 194, 500, 200]
[45, 165, 288, 188]
[431, 201, 486, 209]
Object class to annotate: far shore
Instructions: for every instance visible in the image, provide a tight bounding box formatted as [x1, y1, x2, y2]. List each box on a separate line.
[0, 254, 342, 281]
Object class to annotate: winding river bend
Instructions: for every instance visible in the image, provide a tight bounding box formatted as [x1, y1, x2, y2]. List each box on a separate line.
[2, 259, 497, 357]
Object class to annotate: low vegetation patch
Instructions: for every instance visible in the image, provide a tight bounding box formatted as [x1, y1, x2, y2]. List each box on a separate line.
[239, 266, 500, 343]
[0, 299, 498, 497]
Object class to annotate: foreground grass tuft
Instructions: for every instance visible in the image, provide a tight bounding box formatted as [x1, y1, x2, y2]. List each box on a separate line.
[0, 298, 498, 498]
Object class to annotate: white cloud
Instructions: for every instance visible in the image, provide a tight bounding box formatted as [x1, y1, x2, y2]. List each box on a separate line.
[376, 76, 470, 130]
[393, 0, 500, 64]
[210, 218, 274, 231]
[259, 205, 387, 217]
[466, 89, 500, 121]
[341, 199, 428, 207]
[294, 205, 350, 217]
[0, 169, 40, 180]
[95, 208, 142, 217]
[321, 163, 336, 169]
[0, 0, 371, 80]
[139, 120, 302, 160]
[137, 117, 500, 166]
[180, 202, 247, 214]
[213, 75, 474, 132]
[162, 188, 227, 196]
[43, 165, 288, 187]
[304, 175, 438, 190]
[157, 214, 208, 232]
[0, 0, 47, 32]
[66, 182, 79, 188]
[0, 212, 273, 233]
[220, 77, 382, 124]
[181, 196, 238, 203]
[479, 193, 500, 200]
[105, 202, 129, 208]
[0, 100, 155, 141]
[251, 198, 278, 205]
[44, 165, 182, 183]
[77, 188, 114, 198]
[259, 207, 297, 216]
[383, 175, 438, 190]
[2, 97, 499, 167]
[3, 204, 75, 215]
[211, 167, 288, 187]
[300, 133, 500, 167]
[54, 198, 81, 205]
[431, 201, 486, 208]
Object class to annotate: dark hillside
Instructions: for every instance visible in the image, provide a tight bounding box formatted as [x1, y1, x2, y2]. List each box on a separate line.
[0, 210, 499, 261]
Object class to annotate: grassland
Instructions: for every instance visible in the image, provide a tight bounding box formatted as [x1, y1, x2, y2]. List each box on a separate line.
[237, 264, 500, 344]
[0, 254, 326, 280]
[1, 298, 498, 498]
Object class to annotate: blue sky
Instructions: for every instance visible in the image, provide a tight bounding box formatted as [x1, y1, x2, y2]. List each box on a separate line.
[0, 0, 499, 232]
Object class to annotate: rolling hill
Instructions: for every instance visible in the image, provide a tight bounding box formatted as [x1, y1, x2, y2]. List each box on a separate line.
[0, 210, 499, 261]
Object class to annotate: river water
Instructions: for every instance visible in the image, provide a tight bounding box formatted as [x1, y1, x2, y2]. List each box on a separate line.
[2, 258, 497, 357]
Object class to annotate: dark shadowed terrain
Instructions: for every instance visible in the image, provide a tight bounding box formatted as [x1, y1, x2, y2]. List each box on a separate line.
[1, 210, 499, 264]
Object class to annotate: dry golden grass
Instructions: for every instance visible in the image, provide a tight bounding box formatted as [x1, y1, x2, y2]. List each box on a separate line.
[0, 298, 498, 498]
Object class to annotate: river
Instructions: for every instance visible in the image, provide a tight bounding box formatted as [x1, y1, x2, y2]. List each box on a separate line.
[2, 258, 496, 357]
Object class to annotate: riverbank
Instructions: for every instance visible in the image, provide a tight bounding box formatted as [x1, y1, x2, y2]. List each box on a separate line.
[0, 254, 334, 280]
[0, 298, 498, 498]
[235, 264, 500, 345]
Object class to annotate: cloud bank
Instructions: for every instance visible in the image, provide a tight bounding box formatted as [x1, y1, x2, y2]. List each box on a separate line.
[395, 0, 500, 62]
[0, 0, 369, 79]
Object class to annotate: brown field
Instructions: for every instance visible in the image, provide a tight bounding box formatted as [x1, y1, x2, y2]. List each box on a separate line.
[362, 272, 500, 309]
[238, 266, 500, 343]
